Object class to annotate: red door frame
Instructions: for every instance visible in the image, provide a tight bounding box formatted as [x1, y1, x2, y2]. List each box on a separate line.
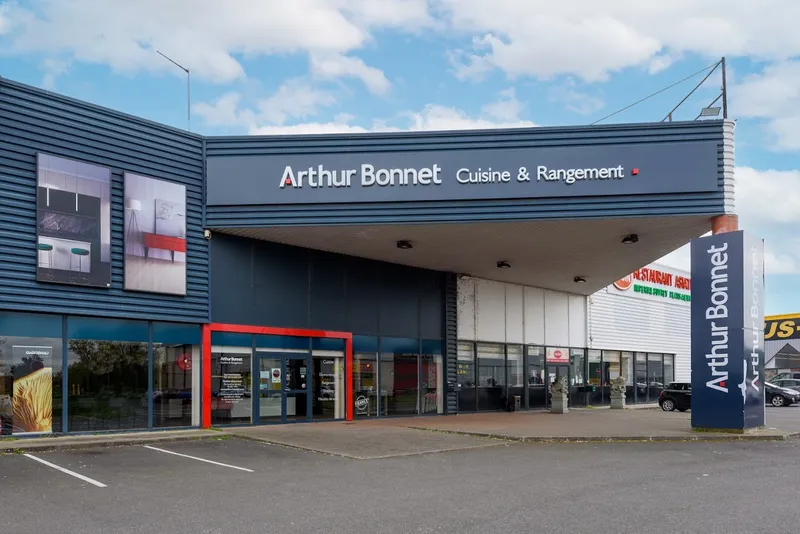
[202, 323, 353, 428]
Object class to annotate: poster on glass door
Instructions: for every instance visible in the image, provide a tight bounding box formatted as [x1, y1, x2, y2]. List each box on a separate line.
[546, 347, 570, 365]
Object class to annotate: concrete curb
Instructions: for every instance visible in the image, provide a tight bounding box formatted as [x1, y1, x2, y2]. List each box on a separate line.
[404, 426, 800, 444]
[0, 430, 230, 453]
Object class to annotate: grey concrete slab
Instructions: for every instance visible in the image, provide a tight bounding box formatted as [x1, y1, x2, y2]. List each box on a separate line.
[226, 420, 507, 458]
[1, 437, 800, 533]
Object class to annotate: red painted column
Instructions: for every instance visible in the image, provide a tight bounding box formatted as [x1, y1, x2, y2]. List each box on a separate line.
[712, 214, 739, 234]
[345, 336, 353, 421]
[201, 324, 212, 429]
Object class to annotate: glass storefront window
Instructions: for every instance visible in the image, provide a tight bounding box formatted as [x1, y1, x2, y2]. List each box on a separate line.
[635, 352, 648, 403]
[353, 336, 378, 418]
[457, 342, 476, 412]
[312, 338, 345, 421]
[527, 346, 546, 409]
[477, 343, 505, 411]
[588, 349, 603, 404]
[664, 354, 675, 385]
[152, 323, 201, 428]
[0, 326, 64, 435]
[603, 351, 621, 383]
[421, 340, 444, 415]
[622, 351, 634, 403]
[210, 347, 252, 426]
[380, 337, 419, 416]
[569, 348, 586, 407]
[648, 353, 664, 400]
[507, 345, 524, 408]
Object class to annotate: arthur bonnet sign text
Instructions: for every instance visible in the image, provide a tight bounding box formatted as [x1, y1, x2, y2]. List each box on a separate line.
[206, 140, 719, 206]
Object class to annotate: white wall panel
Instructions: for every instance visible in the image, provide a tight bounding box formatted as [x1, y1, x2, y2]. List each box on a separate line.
[505, 284, 524, 344]
[568, 295, 587, 348]
[523, 286, 546, 345]
[475, 278, 506, 343]
[544, 290, 570, 347]
[457, 276, 476, 340]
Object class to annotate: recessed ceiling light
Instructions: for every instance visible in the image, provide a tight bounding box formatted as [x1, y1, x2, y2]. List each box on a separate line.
[397, 240, 413, 250]
[574, 276, 586, 283]
[621, 234, 639, 245]
[497, 261, 511, 269]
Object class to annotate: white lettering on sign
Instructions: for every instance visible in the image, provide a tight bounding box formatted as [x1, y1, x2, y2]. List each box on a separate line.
[277, 164, 638, 190]
[748, 245, 762, 394]
[704, 242, 729, 393]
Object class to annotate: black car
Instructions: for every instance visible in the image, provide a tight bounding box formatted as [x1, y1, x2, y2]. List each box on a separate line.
[659, 381, 800, 411]
[659, 382, 691, 412]
[772, 372, 800, 382]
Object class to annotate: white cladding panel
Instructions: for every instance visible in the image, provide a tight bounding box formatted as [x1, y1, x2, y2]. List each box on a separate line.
[457, 277, 584, 346]
[588, 263, 691, 382]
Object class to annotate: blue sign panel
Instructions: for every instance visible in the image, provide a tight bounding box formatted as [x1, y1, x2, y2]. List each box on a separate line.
[690, 231, 765, 430]
[206, 140, 720, 206]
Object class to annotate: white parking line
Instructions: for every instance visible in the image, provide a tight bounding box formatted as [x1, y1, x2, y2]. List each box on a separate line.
[23, 453, 107, 488]
[143, 445, 254, 473]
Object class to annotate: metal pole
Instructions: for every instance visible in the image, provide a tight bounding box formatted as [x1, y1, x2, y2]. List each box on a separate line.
[156, 50, 191, 132]
[721, 56, 728, 119]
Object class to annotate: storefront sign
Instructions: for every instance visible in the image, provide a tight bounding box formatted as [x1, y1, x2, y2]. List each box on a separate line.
[546, 347, 569, 364]
[765, 314, 800, 341]
[610, 265, 691, 305]
[690, 231, 765, 430]
[206, 141, 719, 206]
[355, 395, 369, 413]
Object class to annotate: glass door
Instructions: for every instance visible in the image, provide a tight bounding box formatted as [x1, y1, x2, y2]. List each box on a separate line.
[255, 353, 312, 424]
[284, 355, 311, 423]
[546, 365, 570, 407]
[257, 356, 282, 423]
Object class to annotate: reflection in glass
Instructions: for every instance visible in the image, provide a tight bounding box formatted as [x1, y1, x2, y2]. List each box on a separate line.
[457, 342, 476, 412]
[353, 336, 379, 417]
[635, 353, 648, 403]
[622, 351, 635, 404]
[152, 344, 198, 428]
[313, 355, 345, 420]
[569, 348, 586, 407]
[258, 356, 282, 423]
[648, 353, 664, 400]
[0, 337, 63, 435]
[381, 338, 419, 416]
[588, 349, 603, 404]
[210, 348, 252, 425]
[527, 346, 546, 409]
[477, 343, 505, 411]
[663, 354, 675, 385]
[67, 340, 148, 431]
[507, 345, 524, 409]
[421, 340, 443, 414]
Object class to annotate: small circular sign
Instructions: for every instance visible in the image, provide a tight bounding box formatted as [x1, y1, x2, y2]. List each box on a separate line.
[272, 369, 281, 379]
[176, 353, 192, 371]
[355, 395, 369, 412]
[613, 274, 633, 291]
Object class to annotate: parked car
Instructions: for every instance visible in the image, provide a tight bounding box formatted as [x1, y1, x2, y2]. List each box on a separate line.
[659, 381, 800, 411]
[766, 382, 800, 407]
[771, 379, 800, 394]
[659, 382, 691, 412]
[771, 372, 800, 381]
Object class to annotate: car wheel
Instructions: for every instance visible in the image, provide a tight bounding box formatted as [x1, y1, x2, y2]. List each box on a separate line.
[661, 399, 676, 411]
[771, 395, 786, 407]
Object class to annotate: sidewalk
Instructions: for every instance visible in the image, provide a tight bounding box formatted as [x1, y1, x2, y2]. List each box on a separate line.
[0, 429, 227, 453]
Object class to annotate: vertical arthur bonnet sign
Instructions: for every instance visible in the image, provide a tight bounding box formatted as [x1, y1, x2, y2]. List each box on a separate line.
[690, 231, 765, 430]
[205, 140, 720, 206]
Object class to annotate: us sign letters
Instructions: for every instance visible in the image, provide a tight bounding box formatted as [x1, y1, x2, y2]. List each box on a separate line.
[690, 231, 765, 430]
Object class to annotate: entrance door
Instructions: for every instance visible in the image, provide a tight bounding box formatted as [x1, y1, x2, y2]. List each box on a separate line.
[546, 365, 570, 407]
[256, 353, 312, 424]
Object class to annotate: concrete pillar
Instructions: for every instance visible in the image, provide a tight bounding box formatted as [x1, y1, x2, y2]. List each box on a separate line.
[712, 214, 739, 235]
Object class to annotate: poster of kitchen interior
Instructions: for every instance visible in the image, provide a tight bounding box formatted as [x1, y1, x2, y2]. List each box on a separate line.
[123, 172, 187, 295]
[0, 346, 53, 435]
[36, 153, 112, 287]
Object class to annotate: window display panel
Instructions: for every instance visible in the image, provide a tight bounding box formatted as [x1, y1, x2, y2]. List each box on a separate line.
[152, 323, 200, 428]
[507, 345, 524, 407]
[477, 343, 505, 411]
[635, 353, 648, 403]
[0, 335, 63, 435]
[527, 346, 546, 409]
[588, 349, 603, 404]
[380, 337, 419, 416]
[210, 347, 252, 425]
[569, 348, 586, 407]
[622, 351, 635, 403]
[312, 338, 345, 421]
[421, 340, 444, 414]
[648, 353, 665, 400]
[457, 342, 476, 412]
[664, 354, 675, 385]
[353, 336, 379, 417]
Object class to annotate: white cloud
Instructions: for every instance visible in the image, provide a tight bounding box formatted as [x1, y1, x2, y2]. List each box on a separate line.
[0, 0, 431, 91]
[310, 53, 391, 95]
[549, 79, 605, 115]
[438, 0, 800, 82]
[40, 57, 70, 89]
[657, 166, 800, 275]
[733, 61, 800, 151]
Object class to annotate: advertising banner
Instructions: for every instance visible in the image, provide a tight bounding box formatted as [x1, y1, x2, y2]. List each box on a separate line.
[123, 172, 187, 295]
[610, 264, 691, 306]
[546, 347, 570, 364]
[9, 346, 54, 434]
[206, 140, 720, 206]
[36, 153, 112, 287]
[690, 231, 765, 430]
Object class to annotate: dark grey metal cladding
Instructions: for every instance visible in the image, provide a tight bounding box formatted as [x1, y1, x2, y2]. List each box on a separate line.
[0, 78, 209, 322]
[205, 120, 730, 226]
[444, 272, 458, 414]
[210, 233, 445, 340]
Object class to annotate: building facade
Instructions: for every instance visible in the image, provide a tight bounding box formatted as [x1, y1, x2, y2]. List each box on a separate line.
[0, 76, 735, 435]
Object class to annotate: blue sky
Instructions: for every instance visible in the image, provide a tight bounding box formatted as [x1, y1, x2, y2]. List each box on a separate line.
[1, 0, 798, 314]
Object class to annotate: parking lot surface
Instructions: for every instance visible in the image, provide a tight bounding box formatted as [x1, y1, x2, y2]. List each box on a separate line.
[2, 434, 800, 534]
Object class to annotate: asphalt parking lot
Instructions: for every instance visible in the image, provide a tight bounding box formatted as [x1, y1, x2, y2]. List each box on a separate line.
[3, 433, 800, 534]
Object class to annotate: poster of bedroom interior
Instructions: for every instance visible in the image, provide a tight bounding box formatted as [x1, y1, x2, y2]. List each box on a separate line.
[36, 153, 112, 287]
[123, 172, 187, 295]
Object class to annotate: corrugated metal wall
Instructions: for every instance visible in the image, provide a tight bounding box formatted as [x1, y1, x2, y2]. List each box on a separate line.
[0, 78, 209, 323]
[444, 273, 458, 414]
[588, 282, 690, 381]
[205, 120, 731, 227]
